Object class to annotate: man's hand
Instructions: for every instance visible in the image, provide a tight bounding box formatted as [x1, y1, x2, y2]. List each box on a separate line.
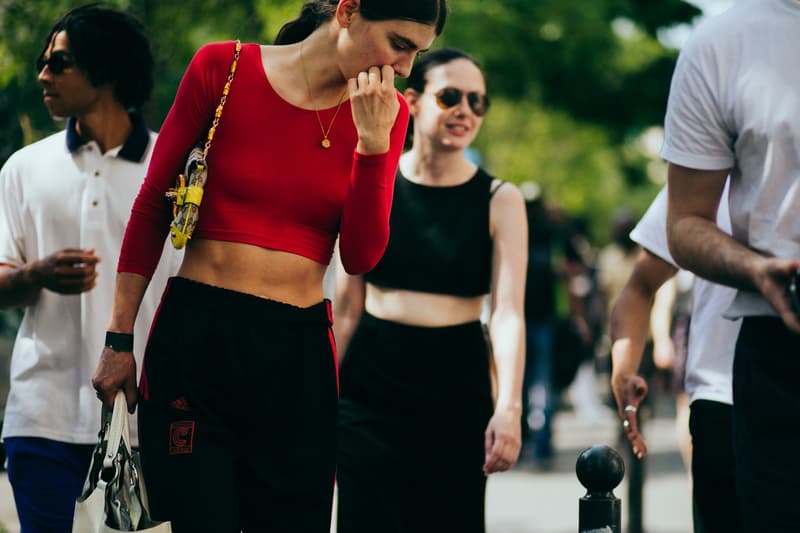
[33, 248, 100, 294]
[611, 373, 648, 459]
[753, 256, 800, 333]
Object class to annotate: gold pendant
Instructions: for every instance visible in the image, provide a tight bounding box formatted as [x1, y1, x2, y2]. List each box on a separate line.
[321, 138, 331, 149]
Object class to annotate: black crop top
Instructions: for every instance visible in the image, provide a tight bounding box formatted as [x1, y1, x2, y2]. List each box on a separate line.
[364, 167, 498, 297]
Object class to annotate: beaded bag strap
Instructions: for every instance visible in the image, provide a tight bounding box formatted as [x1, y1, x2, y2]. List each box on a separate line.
[199, 39, 241, 165]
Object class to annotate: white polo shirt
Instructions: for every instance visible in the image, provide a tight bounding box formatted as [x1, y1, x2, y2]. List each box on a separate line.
[661, 0, 800, 317]
[0, 116, 180, 444]
[630, 185, 738, 406]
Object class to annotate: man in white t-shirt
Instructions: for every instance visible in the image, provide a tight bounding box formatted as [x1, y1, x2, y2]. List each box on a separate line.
[663, 0, 800, 528]
[612, 185, 741, 532]
[0, 6, 177, 531]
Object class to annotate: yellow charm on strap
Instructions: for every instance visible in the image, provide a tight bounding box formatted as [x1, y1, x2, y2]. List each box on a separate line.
[168, 153, 207, 249]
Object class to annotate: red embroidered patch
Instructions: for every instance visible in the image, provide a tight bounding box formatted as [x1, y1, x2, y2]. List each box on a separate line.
[169, 421, 195, 455]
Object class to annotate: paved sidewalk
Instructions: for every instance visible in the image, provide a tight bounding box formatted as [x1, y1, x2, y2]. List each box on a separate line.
[0, 407, 691, 533]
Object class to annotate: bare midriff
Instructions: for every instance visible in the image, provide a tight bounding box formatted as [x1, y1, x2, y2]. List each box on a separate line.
[177, 239, 326, 307]
[365, 283, 485, 327]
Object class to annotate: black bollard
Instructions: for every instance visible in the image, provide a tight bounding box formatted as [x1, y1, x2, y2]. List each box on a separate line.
[625, 442, 644, 533]
[576, 444, 625, 533]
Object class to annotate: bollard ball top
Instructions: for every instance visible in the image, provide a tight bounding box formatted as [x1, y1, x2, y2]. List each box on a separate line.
[576, 444, 625, 492]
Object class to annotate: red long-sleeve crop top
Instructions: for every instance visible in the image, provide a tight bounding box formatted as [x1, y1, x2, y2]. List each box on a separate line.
[118, 41, 408, 277]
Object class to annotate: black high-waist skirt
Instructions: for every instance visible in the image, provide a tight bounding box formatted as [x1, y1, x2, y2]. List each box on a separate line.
[337, 312, 494, 533]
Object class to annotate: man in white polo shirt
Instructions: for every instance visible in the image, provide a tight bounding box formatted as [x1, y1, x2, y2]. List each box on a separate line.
[0, 5, 177, 531]
[611, 185, 742, 532]
[663, 0, 800, 529]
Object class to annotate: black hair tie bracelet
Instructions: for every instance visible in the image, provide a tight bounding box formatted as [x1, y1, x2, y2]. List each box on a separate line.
[105, 331, 134, 352]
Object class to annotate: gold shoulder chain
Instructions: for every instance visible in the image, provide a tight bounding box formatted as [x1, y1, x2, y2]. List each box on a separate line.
[201, 39, 242, 163]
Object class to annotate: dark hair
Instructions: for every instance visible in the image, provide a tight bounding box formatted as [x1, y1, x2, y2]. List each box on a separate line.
[274, 0, 448, 45]
[39, 3, 153, 110]
[406, 47, 482, 94]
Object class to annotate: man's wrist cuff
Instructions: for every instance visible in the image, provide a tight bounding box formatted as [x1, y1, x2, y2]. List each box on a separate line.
[105, 331, 134, 352]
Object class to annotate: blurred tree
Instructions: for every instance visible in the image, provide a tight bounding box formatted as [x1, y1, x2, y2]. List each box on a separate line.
[0, 0, 700, 242]
[439, 0, 699, 137]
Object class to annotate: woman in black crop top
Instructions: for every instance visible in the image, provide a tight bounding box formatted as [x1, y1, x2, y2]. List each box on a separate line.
[334, 48, 528, 533]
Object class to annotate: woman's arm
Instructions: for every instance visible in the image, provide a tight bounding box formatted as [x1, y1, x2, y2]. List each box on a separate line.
[92, 272, 150, 411]
[483, 182, 528, 474]
[94, 44, 230, 411]
[337, 94, 409, 274]
[650, 275, 677, 369]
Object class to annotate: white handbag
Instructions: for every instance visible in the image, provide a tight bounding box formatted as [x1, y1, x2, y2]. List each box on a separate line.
[72, 392, 172, 533]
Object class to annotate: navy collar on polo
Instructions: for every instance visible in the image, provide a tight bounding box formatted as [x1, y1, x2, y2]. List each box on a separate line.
[65, 112, 150, 163]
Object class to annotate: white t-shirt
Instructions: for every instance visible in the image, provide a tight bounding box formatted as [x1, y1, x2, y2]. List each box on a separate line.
[630, 185, 738, 405]
[661, 0, 800, 317]
[0, 121, 180, 444]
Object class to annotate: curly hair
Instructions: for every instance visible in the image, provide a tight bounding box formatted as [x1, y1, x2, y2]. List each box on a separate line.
[39, 3, 153, 110]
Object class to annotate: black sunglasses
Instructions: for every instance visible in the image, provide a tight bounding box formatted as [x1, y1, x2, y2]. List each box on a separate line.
[433, 87, 490, 117]
[36, 51, 75, 75]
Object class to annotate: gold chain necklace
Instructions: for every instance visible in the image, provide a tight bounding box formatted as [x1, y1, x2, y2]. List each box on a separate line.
[300, 41, 348, 149]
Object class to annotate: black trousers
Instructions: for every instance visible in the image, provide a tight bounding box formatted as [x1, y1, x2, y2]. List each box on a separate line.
[138, 277, 338, 533]
[733, 316, 800, 532]
[689, 399, 742, 533]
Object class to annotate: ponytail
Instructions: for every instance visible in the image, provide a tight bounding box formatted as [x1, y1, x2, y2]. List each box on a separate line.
[274, 1, 337, 45]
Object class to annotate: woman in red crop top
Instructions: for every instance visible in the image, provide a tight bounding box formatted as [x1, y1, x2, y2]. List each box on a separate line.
[91, 1, 447, 531]
[334, 49, 528, 532]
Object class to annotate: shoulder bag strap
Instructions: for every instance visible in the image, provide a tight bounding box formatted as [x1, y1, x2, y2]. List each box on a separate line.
[198, 39, 242, 166]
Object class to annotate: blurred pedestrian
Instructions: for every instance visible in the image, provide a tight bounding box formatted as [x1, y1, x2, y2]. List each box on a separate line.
[579, 209, 640, 420]
[520, 196, 558, 466]
[90, 1, 447, 531]
[664, 0, 800, 528]
[598, 209, 640, 323]
[520, 196, 595, 465]
[0, 5, 178, 531]
[612, 185, 742, 532]
[335, 47, 527, 532]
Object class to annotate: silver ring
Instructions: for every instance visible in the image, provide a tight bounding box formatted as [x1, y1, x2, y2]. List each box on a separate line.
[622, 419, 630, 429]
[624, 405, 637, 414]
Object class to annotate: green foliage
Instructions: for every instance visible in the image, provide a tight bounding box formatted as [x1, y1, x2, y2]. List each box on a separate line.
[473, 98, 661, 242]
[0, 0, 701, 243]
[255, 0, 304, 42]
[128, 0, 266, 128]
